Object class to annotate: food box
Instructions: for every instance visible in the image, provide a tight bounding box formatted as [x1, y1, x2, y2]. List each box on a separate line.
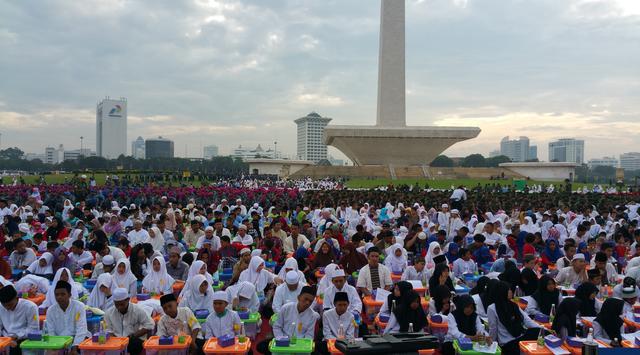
[275, 336, 290, 347]
[544, 335, 562, 348]
[158, 336, 174, 345]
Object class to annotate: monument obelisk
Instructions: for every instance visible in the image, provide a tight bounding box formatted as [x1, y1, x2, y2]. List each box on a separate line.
[324, 0, 480, 166]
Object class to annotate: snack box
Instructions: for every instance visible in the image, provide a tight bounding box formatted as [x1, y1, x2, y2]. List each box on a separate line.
[238, 311, 250, 320]
[217, 334, 235, 348]
[27, 332, 42, 341]
[566, 337, 585, 348]
[544, 335, 562, 348]
[158, 336, 174, 345]
[195, 309, 210, 319]
[136, 293, 150, 301]
[275, 336, 290, 347]
[534, 314, 549, 323]
[458, 337, 473, 351]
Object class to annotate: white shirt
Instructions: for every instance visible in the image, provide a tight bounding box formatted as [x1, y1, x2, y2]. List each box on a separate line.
[283, 234, 311, 254]
[450, 188, 467, 201]
[472, 294, 488, 318]
[157, 307, 201, 338]
[487, 304, 541, 346]
[356, 264, 393, 292]
[322, 308, 355, 340]
[127, 229, 150, 246]
[10, 249, 37, 269]
[592, 320, 625, 342]
[232, 233, 254, 246]
[0, 298, 39, 339]
[522, 294, 563, 317]
[446, 312, 486, 342]
[96, 246, 126, 264]
[104, 303, 155, 339]
[401, 266, 427, 282]
[452, 258, 478, 278]
[201, 309, 242, 339]
[323, 284, 362, 314]
[68, 250, 94, 270]
[555, 266, 588, 286]
[273, 302, 319, 339]
[196, 235, 221, 250]
[273, 283, 304, 314]
[45, 299, 91, 346]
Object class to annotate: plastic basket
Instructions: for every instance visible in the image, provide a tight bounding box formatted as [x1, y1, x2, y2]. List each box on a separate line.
[78, 337, 129, 355]
[21, 335, 73, 355]
[143, 336, 192, 355]
[203, 337, 251, 354]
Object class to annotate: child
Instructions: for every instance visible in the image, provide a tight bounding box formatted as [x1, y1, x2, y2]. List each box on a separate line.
[68, 240, 94, 272]
[158, 294, 201, 354]
[142, 256, 175, 295]
[551, 298, 580, 340]
[384, 243, 408, 274]
[25, 252, 54, 280]
[522, 234, 536, 258]
[520, 254, 539, 296]
[429, 285, 454, 317]
[527, 275, 562, 317]
[443, 295, 491, 355]
[218, 235, 238, 259]
[574, 281, 600, 316]
[322, 291, 355, 340]
[32, 233, 47, 253]
[384, 290, 427, 334]
[201, 290, 241, 341]
[593, 298, 625, 345]
[401, 257, 427, 282]
[452, 248, 477, 278]
[472, 235, 492, 266]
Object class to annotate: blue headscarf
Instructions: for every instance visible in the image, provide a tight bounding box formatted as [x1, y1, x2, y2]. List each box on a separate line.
[446, 242, 460, 263]
[542, 238, 562, 263]
[578, 242, 590, 262]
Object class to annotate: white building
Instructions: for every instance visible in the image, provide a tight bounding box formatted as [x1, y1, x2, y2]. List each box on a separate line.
[500, 136, 531, 162]
[64, 149, 96, 161]
[295, 112, 332, 163]
[548, 138, 584, 164]
[488, 150, 501, 158]
[44, 145, 64, 164]
[203, 145, 219, 160]
[96, 97, 127, 159]
[620, 152, 640, 171]
[231, 144, 277, 160]
[131, 136, 145, 159]
[587, 157, 618, 169]
[24, 153, 46, 162]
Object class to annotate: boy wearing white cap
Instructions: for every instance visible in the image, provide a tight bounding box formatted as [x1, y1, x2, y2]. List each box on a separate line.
[273, 271, 305, 313]
[201, 291, 242, 340]
[232, 225, 253, 246]
[91, 254, 115, 279]
[104, 288, 155, 354]
[555, 253, 588, 286]
[323, 269, 362, 314]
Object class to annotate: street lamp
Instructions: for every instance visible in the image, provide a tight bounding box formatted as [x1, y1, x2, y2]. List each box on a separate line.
[80, 136, 84, 157]
[274, 141, 278, 159]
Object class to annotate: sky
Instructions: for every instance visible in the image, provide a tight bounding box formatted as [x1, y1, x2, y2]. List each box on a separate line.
[0, 0, 639, 162]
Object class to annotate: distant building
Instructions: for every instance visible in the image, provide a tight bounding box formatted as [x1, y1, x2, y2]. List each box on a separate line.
[96, 97, 127, 159]
[328, 155, 345, 166]
[620, 152, 640, 171]
[548, 138, 584, 164]
[488, 150, 501, 158]
[500, 136, 530, 162]
[587, 157, 618, 169]
[131, 136, 145, 159]
[528, 145, 538, 160]
[44, 145, 64, 164]
[295, 112, 332, 163]
[63, 149, 96, 161]
[203, 145, 219, 160]
[24, 153, 45, 162]
[145, 136, 174, 158]
[231, 144, 276, 160]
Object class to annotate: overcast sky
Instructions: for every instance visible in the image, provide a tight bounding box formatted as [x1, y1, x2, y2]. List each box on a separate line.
[1, 0, 639, 162]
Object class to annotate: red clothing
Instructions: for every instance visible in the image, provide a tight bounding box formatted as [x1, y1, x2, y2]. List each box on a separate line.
[522, 243, 536, 257]
[541, 254, 554, 267]
[615, 245, 627, 259]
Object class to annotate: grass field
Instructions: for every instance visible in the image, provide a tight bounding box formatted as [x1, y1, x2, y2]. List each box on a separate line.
[1, 173, 596, 191]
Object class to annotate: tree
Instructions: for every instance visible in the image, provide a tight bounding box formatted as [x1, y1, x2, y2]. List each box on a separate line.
[0, 147, 25, 160]
[430, 155, 454, 167]
[485, 155, 511, 167]
[461, 154, 486, 167]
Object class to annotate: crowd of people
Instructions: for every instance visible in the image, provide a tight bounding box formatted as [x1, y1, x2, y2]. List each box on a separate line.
[0, 179, 639, 354]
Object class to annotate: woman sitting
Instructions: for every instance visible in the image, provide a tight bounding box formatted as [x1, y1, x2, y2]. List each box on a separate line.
[443, 295, 491, 355]
[593, 298, 625, 346]
[384, 290, 427, 334]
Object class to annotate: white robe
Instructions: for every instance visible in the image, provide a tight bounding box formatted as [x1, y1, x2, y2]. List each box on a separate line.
[322, 308, 356, 340]
[45, 299, 91, 346]
[201, 309, 242, 338]
[0, 298, 39, 339]
[272, 301, 319, 339]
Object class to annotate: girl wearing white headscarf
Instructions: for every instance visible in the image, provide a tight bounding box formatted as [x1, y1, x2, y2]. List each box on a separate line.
[142, 256, 175, 294]
[384, 243, 408, 273]
[179, 274, 214, 313]
[521, 216, 539, 234]
[229, 281, 260, 313]
[26, 252, 54, 279]
[15, 274, 49, 295]
[316, 263, 338, 296]
[277, 258, 306, 285]
[87, 273, 114, 310]
[41, 268, 80, 308]
[180, 260, 214, 297]
[145, 227, 165, 252]
[112, 259, 138, 297]
[238, 256, 275, 294]
[424, 242, 443, 269]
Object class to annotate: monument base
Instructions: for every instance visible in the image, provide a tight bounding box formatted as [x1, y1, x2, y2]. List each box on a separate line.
[324, 125, 481, 166]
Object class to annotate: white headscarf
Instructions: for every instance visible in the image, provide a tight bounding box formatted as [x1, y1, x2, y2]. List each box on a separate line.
[238, 256, 273, 292]
[27, 252, 53, 275]
[316, 263, 338, 296]
[145, 227, 165, 251]
[180, 260, 213, 297]
[142, 256, 175, 294]
[424, 241, 442, 269]
[231, 281, 260, 313]
[277, 258, 306, 285]
[521, 217, 539, 234]
[15, 274, 49, 294]
[181, 274, 214, 312]
[384, 243, 407, 273]
[87, 273, 114, 309]
[42, 268, 79, 308]
[112, 259, 137, 290]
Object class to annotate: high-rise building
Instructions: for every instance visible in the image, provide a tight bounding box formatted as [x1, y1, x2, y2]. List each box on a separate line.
[528, 145, 538, 161]
[488, 150, 501, 158]
[620, 152, 640, 171]
[587, 157, 618, 169]
[548, 138, 584, 164]
[295, 112, 332, 163]
[96, 97, 127, 159]
[500, 136, 530, 162]
[131, 136, 145, 159]
[145, 136, 174, 158]
[63, 149, 96, 161]
[203, 145, 219, 160]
